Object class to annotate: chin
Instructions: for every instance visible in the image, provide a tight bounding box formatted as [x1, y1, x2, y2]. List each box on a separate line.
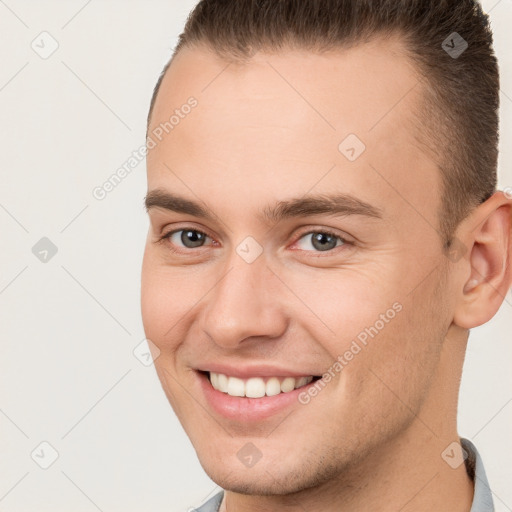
[201, 468, 304, 496]
[196, 446, 341, 497]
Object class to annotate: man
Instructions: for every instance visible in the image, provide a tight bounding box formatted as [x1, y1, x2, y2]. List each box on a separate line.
[141, 1, 511, 510]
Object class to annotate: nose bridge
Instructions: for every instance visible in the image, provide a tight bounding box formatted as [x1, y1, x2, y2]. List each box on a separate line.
[201, 251, 286, 348]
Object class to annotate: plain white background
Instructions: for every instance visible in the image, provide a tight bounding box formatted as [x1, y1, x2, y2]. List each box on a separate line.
[0, 1, 510, 511]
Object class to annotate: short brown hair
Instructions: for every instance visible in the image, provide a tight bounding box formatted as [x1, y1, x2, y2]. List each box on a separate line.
[148, 0, 499, 246]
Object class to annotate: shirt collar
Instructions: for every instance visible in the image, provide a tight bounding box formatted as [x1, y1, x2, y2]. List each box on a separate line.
[461, 438, 495, 512]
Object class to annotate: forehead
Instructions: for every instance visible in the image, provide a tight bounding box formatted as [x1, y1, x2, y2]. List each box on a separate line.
[147, 39, 441, 233]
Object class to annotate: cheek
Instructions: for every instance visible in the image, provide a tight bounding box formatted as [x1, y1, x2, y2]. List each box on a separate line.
[284, 266, 402, 360]
[140, 251, 201, 346]
[336, 291, 444, 429]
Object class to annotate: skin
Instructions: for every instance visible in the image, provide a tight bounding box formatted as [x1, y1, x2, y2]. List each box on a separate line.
[141, 36, 512, 512]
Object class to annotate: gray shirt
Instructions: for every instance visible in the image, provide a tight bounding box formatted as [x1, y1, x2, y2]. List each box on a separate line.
[192, 438, 494, 511]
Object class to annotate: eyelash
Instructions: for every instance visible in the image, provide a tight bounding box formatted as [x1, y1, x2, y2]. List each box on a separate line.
[157, 226, 351, 255]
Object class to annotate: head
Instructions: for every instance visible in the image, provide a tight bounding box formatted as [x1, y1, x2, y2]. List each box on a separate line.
[141, 0, 511, 497]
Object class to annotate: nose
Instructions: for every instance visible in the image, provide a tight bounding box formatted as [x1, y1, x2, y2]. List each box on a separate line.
[200, 256, 288, 350]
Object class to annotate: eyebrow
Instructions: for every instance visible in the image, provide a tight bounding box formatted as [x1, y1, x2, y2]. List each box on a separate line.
[144, 188, 383, 224]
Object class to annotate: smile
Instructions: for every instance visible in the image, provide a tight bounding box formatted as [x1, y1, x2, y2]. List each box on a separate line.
[197, 369, 323, 420]
[208, 372, 317, 398]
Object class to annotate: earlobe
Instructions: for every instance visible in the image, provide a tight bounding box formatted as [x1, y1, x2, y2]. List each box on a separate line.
[453, 192, 512, 329]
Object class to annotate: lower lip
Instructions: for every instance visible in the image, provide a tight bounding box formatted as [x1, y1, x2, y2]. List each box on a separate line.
[198, 372, 316, 421]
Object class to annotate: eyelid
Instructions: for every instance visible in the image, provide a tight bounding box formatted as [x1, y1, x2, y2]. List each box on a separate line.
[290, 226, 353, 245]
[159, 223, 214, 240]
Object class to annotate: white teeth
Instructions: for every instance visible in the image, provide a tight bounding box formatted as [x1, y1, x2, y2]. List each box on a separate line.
[281, 377, 295, 393]
[265, 377, 281, 397]
[227, 376, 245, 397]
[208, 372, 315, 398]
[217, 373, 228, 393]
[245, 378, 266, 398]
[210, 372, 219, 389]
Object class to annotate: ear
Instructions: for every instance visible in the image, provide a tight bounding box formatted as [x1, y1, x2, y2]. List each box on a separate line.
[452, 190, 512, 329]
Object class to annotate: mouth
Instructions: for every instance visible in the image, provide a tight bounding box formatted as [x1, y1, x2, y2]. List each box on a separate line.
[195, 366, 324, 421]
[205, 371, 321, 398]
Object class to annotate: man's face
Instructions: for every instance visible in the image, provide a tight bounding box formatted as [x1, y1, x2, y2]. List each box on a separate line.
[142, 39, 457, 493]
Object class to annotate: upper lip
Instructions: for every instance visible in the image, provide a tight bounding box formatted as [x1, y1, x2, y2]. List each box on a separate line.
[196, 363, 320, 379]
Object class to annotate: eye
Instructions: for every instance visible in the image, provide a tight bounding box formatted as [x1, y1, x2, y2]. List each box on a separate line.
[294, 231, 346, 252]
[162, 228, 212, 249]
